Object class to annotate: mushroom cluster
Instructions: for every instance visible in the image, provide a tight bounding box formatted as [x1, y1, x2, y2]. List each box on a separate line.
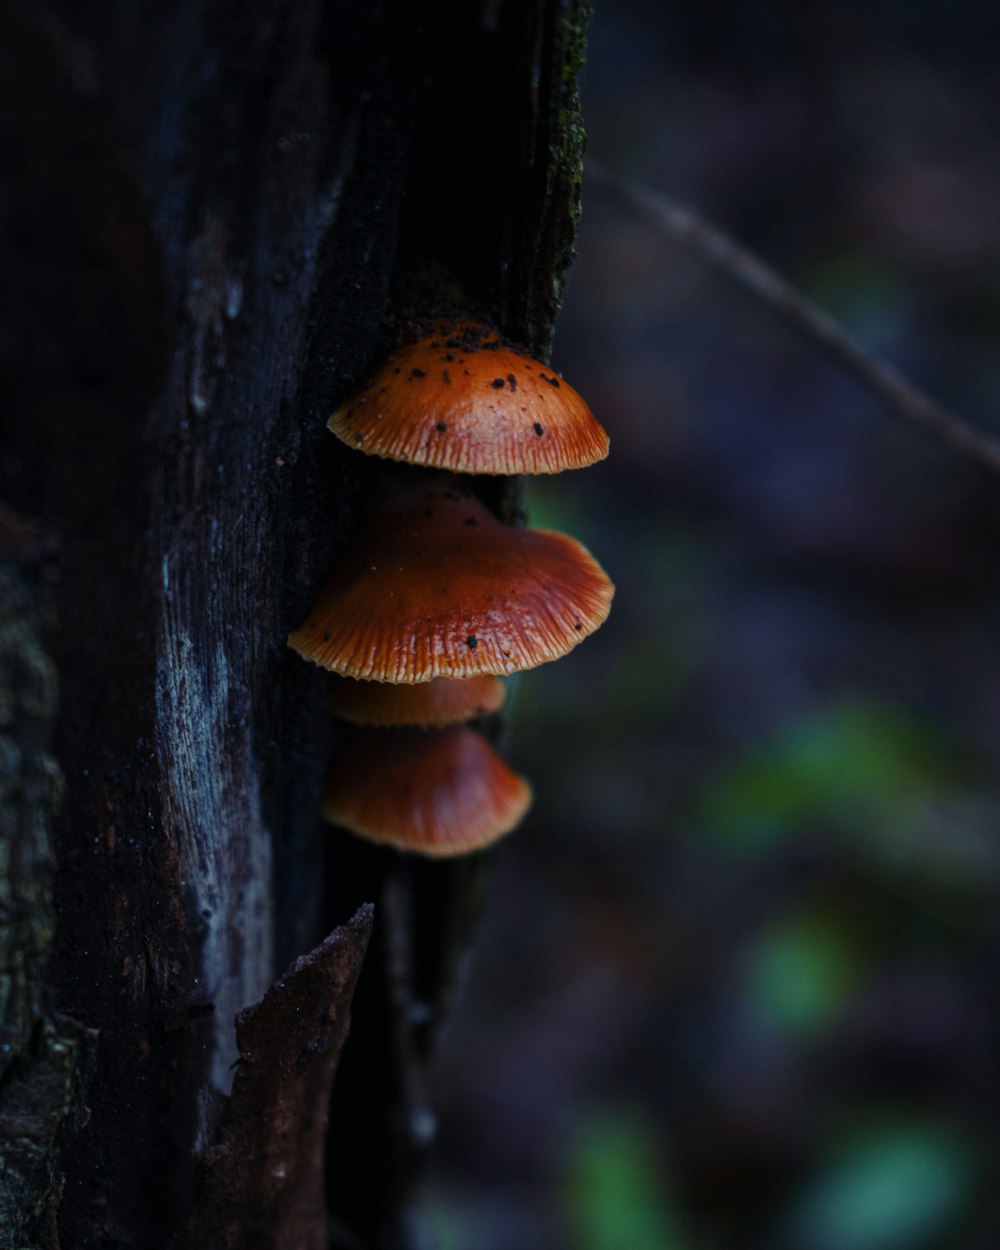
[289, 319, 612, 857]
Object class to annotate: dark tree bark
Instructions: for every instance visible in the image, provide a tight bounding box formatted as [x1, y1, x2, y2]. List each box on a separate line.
[1, 1, 589, 1246]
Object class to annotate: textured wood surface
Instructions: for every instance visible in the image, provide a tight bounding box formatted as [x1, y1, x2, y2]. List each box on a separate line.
[1, 0, 589, 1244]
[0, 537, 98, 1249]
[178, 907, 372, 1250]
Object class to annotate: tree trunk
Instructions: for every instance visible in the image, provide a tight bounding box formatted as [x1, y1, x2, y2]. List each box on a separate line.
[1, 1, 588, 1245]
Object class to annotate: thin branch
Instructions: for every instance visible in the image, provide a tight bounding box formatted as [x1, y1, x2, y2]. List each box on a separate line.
[587, 160, 1000, 478]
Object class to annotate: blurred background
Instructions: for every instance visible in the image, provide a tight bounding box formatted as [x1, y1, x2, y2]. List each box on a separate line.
[417, 2, 1000, 1247]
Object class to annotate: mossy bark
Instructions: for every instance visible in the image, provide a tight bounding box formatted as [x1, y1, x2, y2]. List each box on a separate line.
[0, 546, 98, 1249]
[1, 1, 589, 1245]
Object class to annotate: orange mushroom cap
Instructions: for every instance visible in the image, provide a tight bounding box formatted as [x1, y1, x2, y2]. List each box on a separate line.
[328, 321, 609, 476]
[329, 674, 505, 728]
[288, 481, 614, 683]
[322, 726, 532, 857]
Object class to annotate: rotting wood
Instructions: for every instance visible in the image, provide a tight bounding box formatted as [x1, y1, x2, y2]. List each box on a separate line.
[177, 906, 372, 1250]
[2, 0, 591, 1244]
[0, 526, 98, 1250]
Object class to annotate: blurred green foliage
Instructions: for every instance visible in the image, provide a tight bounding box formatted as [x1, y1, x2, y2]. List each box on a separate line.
[745, 912, 863, 1037]
[700, 702, 959, 855]
[782, 1120, 975, 1250]
[562, 1110, 697, 1250]
[418, 1197, 463, 1250]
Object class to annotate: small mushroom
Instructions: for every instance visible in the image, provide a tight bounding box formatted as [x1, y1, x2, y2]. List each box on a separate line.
[328, 319, 609, 476]
[329, 674, 505, 728]
[322, 725, 532, 857]
[288, 480, 614, 683]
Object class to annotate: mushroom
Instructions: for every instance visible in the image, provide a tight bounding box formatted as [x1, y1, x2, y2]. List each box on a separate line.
[288, 479, 614, 683]
[328, 319, 609, 476]
[329, 674, 505, 728]
[322, 725, 532, 857]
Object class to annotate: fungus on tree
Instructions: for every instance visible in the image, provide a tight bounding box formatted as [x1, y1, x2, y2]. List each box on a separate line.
[329, 673, 506, 728]
[322, 725, 532, 857]
[328, 320, 609, 476]
[287, 480, 614, 683]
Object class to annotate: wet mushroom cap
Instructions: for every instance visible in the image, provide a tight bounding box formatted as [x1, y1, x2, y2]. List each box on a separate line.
[328, 322, 609, 475]
[322, 725, 532, 857]
[329, 673, 506, 728]
[288, 482, 614, 683]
